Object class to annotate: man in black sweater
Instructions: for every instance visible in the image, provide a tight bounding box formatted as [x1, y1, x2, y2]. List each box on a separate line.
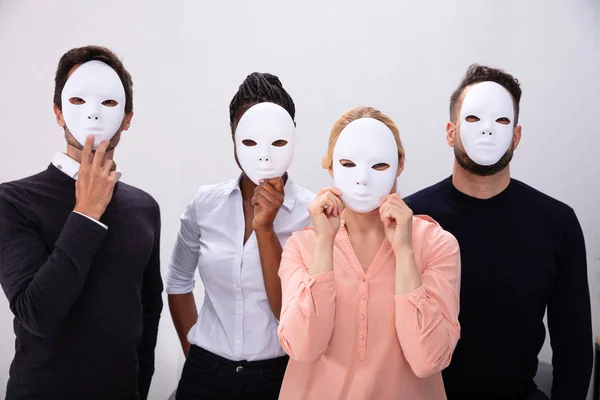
[405, 65, 592, 400]
[0, 46, 163, 400]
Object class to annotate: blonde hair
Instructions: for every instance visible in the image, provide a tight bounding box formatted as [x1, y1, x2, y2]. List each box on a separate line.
[322, 106, 405, 170]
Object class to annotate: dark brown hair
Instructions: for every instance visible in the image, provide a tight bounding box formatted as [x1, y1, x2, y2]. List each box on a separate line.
[450, 64, 522, 125]
[53, 45, 133, 113]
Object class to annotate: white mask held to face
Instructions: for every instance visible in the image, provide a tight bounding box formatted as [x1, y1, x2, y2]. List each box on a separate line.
[235, 102, 295, 185]
[332, 118, 399, 213]
[61, 60, 126, 150]
[459, 81, 515, 166]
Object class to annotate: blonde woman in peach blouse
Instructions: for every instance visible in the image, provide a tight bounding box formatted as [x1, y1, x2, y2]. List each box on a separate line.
[277, 107, 461, 400]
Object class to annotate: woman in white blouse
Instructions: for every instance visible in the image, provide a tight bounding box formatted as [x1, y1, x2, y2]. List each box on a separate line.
[166, 72, 314, 400]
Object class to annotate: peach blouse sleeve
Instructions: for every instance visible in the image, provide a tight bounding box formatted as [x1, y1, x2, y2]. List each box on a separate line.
[277, 233, 336, 363]
[394, 229, 461, 378]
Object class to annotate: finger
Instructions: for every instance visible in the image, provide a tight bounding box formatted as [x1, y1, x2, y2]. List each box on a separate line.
[317, 187, 342, 197]
[323, 198, 336, 215]
[254, 195, 270, 210]
[107, 170, 118, 186]
[317, 193, 335, 214]
[255, 187, 278, 204]
[334, 196, 344, 216]
[379, 193, 403, 209]
[325, 192, 343, 216]
[319, 191, 343, 216]
[102, 159, 114, 175]
[81, 135, 94, 167]
[326, 193, 342, 216]
[379, 206, 395, 227]
[263, 178, 284, 193]
[387, 194, 408, 209]
[93, 140, 110, 170]
[251, 192, 262, 206]
[258, 182, 284, 203]
[383, 204, 411, 224]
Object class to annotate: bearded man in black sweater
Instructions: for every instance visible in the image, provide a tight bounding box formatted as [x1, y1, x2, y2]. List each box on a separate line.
[405, 65, 592, 400]
[0, 46, 163, 400]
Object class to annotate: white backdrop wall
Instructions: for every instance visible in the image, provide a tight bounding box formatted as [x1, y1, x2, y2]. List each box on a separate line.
[0, 1, 598, 399]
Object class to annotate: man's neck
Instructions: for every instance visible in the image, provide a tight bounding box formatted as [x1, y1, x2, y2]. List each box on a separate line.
[452, 161, 511, 199]
[66, 144, 115, 163]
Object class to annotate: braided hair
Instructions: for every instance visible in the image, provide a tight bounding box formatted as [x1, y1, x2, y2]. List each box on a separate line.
[229, 72, 296, 125]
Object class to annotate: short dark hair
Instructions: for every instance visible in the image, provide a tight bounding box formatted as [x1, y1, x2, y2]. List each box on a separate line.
[54, 45, 133, 114]
[229, 72, 295, 124]
[450, 64, 522, 125]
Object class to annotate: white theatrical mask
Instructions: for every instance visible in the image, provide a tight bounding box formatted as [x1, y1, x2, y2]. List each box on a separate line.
[235, 102, 295, 185]
[332, 118, 399, 213]
[459, 81, 515, 166]
[61, 60, 126, 149]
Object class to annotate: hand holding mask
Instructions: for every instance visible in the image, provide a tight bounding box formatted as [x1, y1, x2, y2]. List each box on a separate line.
[73, 135, 119, 221]
[379, 193, 414, 253]
[308, 187, 344, 240]
[251, 178, 285, 232]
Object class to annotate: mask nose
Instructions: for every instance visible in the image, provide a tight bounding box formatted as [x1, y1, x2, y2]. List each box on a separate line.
[87, 103, 101, 121]
[258, 146, 272, 163]
[481, 119, 493, 135]
[355, 167, 368, 186]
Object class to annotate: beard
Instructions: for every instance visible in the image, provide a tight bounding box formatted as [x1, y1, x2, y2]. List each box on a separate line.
[454, 140, 514, 177]
[64, 126, 121, 152]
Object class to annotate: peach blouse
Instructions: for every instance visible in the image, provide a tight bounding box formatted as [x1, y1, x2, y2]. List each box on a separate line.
[277, 216, 461, 400]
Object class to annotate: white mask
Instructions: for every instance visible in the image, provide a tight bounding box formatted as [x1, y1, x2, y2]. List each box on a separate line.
[332, 118, 399, 213]
[61, 60, 126, 149]
[235, 102, 295, 185]
[459, 81, 515, 166]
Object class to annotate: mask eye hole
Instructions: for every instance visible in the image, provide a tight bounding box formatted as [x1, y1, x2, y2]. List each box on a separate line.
[242, 139, 257, 147]
[495, 117, 511, 125]
[465, 115, 480, 123]
[372, 163, 390, 171]
[102, 99, 119, 107]
[272, 139, 288, 147]
[69, 97, 85, 105]
[339, 159, 356, 168]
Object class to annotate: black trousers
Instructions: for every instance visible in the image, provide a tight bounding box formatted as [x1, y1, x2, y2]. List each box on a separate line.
[176, 345, 289, 400]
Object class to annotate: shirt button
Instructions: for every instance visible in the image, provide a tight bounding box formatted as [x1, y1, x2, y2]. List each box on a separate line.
[361, 295, 366, 300]
[235, 339, 241, 345]
[362, 277, 366, 282]
[236, 307, 242, 314]
[236, 366, 244, 373]
[360, 334, 365, 340]
[234, 281, 240, 288]
[412, 293, 417, 298]
[360, 315, 365, 320]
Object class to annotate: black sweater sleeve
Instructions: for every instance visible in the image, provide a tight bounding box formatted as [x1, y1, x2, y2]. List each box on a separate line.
[547, 208, 593, 399]
[0, 193, 107, 338]
[137, 204, 164, 400]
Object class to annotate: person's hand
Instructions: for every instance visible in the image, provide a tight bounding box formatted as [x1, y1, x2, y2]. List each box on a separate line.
[379, 193, 413, 253]
[73, 135, 118, 221]
[309, 187, 344, 240]
[252, 178, 285, 232]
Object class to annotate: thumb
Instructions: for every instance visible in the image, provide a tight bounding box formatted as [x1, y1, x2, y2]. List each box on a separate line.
[271, 178, 284, 192]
